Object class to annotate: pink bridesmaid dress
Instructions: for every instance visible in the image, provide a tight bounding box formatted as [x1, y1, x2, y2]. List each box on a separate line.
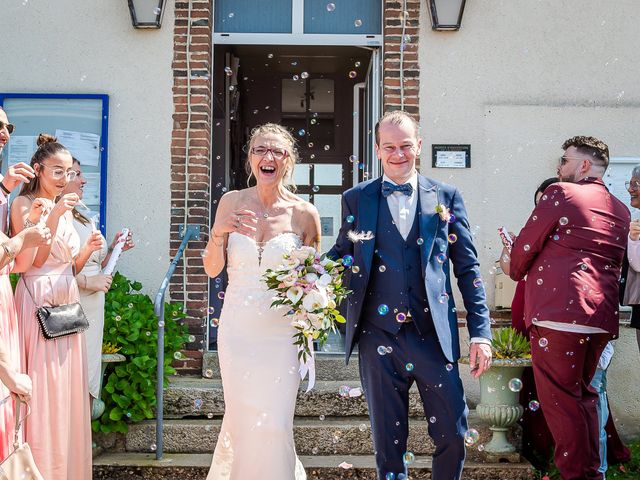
[14, 211, 92, 479]
[0, 191, 20, 460]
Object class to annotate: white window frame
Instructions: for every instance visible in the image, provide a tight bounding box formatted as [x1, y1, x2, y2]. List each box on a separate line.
[213, 0, 383, 46]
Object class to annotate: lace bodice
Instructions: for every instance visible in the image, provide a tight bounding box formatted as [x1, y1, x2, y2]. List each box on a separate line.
[225, 232, 302, 289]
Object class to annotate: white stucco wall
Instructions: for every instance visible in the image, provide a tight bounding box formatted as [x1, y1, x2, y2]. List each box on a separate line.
[0, 0, 174, 293]
[418, 0, 640, 440]
[419, 0, 640, 303]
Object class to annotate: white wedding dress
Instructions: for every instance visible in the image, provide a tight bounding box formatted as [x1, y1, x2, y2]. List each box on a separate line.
[207, 232, 307, 480]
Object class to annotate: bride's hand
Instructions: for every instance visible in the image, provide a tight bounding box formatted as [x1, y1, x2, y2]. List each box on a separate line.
[212, 209, 258, 238]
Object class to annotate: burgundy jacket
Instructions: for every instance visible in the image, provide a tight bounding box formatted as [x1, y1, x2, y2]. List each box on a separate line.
[510, 178, 630, 336]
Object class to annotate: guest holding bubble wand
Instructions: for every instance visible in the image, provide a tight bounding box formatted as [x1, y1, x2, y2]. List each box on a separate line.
[62, 156, 134, 417]
[10, 134, 104, 480]
[0, 108, 53, 460]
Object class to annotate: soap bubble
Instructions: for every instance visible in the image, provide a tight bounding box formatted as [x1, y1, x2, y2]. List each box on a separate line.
[301, 71, 309, 79]
[378, 304, 389, 315]
[354, 19, 363, 27]
[536, 278, 543, 285]
[508, 378, 523, 392]
[438, 292, 449, 304]
[228, 12, 234, 18]
[523, 244, 530, 251]
[342, 255, 354, 266]
[395, 312, 407, 323]
[448, 233, 458, 243]
[429, 416, 437, 423]
[559, 217, 569, 225]
[292, 74, 299, 81]
[464, 428, 479, 446]
[338, 385, 351, 397]
[326, 3, 336, 12]
[538, 337, 548, 347]
[224, 67, 232, 76]
[217, 291, 225, 300]
[298, 128, 306, 136]
[324, 145, 331, 151]
[405, 363, 414, 372]
[473, 278, 483, 288]
[445, 363, 454, 371]
[528, 400, 540, 411]
[312, 185, 320, 193]
[352, 265, 360, 273]
[417, 237, 424, 245]
[377, 346, 387, 356]
[349, 71, 357, 79]
[210, 318, 220, 327]
[355, 61, 362, 67]
[402, 451, 415, 465]
[379, 265, 386, 273]
[346, 215, 355, 223]
[436, 253, 447, 263]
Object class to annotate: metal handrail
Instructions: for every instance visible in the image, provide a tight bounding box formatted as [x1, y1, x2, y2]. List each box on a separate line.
[153, 224, 200, 460]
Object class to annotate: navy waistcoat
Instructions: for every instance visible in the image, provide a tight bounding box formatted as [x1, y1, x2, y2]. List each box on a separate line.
[362, 196, 434, 335]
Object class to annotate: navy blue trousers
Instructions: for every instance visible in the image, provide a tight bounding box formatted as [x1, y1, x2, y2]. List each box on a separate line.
[358, 322, 468, 480]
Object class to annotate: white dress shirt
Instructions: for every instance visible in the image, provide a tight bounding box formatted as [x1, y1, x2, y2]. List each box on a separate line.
[382, 173, 418, 240]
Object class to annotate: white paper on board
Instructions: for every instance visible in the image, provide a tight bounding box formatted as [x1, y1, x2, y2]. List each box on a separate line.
[82, 172, 100, 205]
[7, 136, 38, 166]
[55, 129, 101, 167]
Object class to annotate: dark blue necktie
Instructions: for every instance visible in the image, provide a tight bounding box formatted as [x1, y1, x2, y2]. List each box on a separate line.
[381, 180, 413, 197]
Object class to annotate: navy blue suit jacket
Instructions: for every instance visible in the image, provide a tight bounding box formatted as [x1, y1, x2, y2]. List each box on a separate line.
[328, 175, 491, 363]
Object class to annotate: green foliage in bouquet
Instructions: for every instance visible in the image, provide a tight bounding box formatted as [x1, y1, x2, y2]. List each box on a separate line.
[93, 272, 190, 434]
[491, 326, 531, 360]
[263, 249, 351, 362]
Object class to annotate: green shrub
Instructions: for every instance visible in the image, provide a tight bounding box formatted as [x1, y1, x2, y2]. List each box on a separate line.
[491, 327, 531, 360]
[92, 272, 190, 433]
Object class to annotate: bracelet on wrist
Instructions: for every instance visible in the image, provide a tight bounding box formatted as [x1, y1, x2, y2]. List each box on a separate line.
[0, 182, 10, 196]
[23, 218, 37, 228]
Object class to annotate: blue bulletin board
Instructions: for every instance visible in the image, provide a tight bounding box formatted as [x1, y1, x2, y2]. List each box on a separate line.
[0, 93, 109, 234]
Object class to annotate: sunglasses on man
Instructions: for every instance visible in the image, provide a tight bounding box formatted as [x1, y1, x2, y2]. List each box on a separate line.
[0, 121, 15, 134]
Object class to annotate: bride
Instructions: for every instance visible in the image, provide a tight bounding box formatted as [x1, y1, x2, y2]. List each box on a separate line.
[203, 123, 320, 479]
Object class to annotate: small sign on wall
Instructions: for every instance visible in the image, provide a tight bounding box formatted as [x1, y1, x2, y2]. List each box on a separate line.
[432, 144, 471, 168]
[320, 217, 334, 236]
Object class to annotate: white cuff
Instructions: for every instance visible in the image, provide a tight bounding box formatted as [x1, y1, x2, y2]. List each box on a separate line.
[470, 337, 491, 345]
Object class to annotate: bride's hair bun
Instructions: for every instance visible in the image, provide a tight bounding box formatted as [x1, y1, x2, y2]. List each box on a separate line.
[36, 133, 58, 147]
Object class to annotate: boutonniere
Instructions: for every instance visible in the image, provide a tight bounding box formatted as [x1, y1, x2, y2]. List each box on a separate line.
[435, 203, 451, 222]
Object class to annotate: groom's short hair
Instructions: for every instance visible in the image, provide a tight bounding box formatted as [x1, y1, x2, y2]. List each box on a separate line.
[375, 110, 420, 145]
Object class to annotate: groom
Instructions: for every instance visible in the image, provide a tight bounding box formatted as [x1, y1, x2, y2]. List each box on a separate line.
[329, 110, 492, 479]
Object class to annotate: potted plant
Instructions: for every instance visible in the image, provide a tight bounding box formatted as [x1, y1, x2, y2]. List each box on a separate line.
[92, 342, 126, 420]
[475, 327, 532, 454]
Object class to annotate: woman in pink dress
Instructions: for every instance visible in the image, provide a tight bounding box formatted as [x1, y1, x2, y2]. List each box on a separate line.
[10, 133, 103, 479]
[0, 109, 52, 460]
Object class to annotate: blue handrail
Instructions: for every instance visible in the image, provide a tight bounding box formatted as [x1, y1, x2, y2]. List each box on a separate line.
[153, 224, 200, 460]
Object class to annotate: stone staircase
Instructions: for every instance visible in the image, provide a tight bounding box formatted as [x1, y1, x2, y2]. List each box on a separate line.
[93, 353, 535, 479]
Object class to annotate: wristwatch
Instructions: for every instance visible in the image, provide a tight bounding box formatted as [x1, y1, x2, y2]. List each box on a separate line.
[1, 242, 16, 262]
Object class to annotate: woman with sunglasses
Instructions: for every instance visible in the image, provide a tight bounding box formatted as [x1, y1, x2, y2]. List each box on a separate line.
[9, 133, 103, 480]
[204, 123, 320, 479]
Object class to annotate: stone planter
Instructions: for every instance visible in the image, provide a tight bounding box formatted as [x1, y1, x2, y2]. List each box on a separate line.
[92, 353, 126, 420]
[475, 358, 532, 454]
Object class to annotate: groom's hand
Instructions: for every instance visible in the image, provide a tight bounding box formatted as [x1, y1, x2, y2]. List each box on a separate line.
[469, 342, 492, 378]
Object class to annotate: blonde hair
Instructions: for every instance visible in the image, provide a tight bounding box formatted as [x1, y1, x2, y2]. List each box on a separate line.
[246, 123, 298, 191]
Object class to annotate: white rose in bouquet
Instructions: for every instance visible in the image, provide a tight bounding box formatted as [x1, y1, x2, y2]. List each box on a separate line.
[304, 272, 319, 283]
[277, 271, 298, 287]
[292, 246, 316, 262]
[316, 273, 332, 288]
[307, 313, 325, 329]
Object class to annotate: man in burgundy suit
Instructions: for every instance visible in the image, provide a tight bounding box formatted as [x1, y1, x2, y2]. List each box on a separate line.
[509, 136, 629, 480]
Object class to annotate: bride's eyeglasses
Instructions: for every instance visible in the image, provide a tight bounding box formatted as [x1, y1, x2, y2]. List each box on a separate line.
[251, 146, 288, 160]
[40, 164, 78, 181]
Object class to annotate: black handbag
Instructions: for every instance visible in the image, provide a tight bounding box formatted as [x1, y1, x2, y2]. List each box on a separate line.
[22, 278, 89, 340]
[35, 302, 89, 339]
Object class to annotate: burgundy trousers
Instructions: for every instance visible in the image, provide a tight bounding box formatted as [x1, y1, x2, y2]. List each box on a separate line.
[529, 326, 610, 480]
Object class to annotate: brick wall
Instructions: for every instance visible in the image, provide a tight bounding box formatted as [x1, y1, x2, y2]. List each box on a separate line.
[170, 0, 213, 374]
[383, 0, 421, 118]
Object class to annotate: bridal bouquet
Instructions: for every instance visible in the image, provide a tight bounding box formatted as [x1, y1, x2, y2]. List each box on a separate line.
[263, 246, 351, 363]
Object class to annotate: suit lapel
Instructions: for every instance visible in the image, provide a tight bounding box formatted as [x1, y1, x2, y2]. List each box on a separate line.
[360, 178, 381, 275]
[418, 176, 439, 270]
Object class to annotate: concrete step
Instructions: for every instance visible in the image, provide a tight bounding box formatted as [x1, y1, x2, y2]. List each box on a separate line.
[163, 376, 476, 419]
[200, 352, 483, 405]
[93, 453, 535, 480]
[113, 413, 519, 462]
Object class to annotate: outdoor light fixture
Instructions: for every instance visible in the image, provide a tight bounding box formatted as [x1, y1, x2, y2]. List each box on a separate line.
[428, 0, 466, 31]
[128, 0, 166, 28]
